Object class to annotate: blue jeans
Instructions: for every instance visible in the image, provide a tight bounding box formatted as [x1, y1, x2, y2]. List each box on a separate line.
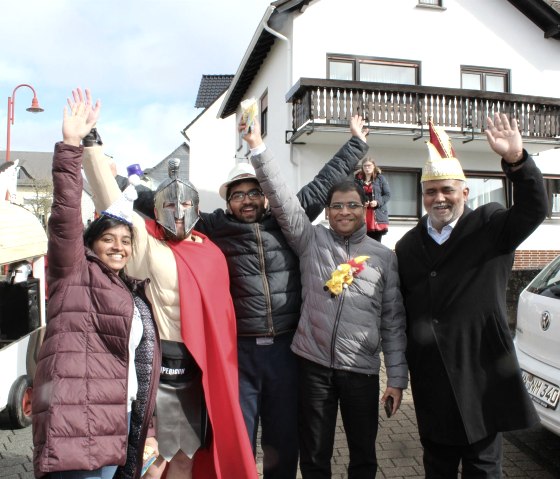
[48, 466, 117, 479]
[298, 358, 380, 479]
[237, 333, 299, 479]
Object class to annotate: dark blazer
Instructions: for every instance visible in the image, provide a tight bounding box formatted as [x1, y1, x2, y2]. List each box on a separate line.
[395, 153, 547, 444]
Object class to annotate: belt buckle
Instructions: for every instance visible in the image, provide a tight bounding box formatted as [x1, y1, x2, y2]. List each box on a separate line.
[256, 337, 274, 346]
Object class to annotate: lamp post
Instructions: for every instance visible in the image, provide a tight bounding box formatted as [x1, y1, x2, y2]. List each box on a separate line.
[6, 84, 44, 162]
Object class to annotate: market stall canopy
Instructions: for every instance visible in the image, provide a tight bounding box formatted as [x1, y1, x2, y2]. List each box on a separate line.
[0, 202, 47, 265]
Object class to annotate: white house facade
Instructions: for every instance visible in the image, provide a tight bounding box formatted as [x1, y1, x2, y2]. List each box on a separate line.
[209, 0, 560, 268]
[184, 91, 237, 212]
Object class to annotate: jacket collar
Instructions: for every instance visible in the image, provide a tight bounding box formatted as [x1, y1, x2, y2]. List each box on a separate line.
[419, 206, 472, 234]
[329, 223, 368, 244]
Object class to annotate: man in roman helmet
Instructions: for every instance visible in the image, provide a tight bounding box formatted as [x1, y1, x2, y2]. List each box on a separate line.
[395, 113, 547, 478]
[113, 115, 371, 479]
[79, 87, 257, 479]
[152, 158, 200, 241]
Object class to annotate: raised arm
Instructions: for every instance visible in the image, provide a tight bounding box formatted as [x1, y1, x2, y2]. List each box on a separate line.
[297, 115, 369, 221]
[485, 113, 523, 165]
[48, 88, 100, 284]
[484, 113, 547, 249]
[242, 119, 313, 256]
[79, 107, 150, 258]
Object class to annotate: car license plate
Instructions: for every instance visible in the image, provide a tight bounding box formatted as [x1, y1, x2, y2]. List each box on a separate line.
[521, 370, 560, 410]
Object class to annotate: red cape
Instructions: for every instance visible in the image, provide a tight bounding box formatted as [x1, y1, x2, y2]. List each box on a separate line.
[145, 221, 257, 479]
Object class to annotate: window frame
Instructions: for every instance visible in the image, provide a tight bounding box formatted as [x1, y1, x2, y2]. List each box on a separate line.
[543, 176, 560, 219]
[327, 54, 421, 86]
[260, 90, 268, 138]
[461, 65, 511, 93]
[364, 169, 559, 222]
[463, 171, 508, 210]
[375, 167, 423, 219]
[417, 0, 444, 8]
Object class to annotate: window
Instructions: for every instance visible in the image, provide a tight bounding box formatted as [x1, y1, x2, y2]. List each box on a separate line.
[464, 174, 560, 219]
[461, 66, 510, 93]
[465, 176, 506, 209]
[381, 170, 422, 218]
[260, 91, 268, 138]
[418, 0, 442, 5]
[378, 170, 559, 221]
[379, 170, 506, 220]
[526, 255, 560, 297]
[328, 55, 420, 85]
[544, 177, 560, 218]
[329, 60, 353, 81]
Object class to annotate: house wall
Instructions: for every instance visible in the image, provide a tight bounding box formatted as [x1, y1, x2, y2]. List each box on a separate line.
[247, 19, 301, 187]
[291, 0, 560, 96]
[186, 93, 236, 212]
[225, 0, 560, 264]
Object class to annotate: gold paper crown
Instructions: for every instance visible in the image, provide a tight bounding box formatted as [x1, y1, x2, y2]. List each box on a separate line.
[421, 120, 466, 182]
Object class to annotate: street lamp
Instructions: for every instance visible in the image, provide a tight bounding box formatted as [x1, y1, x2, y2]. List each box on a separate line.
[6, 84, 44, 162]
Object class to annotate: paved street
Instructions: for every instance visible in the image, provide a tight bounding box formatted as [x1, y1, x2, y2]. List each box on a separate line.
[2, 372, 560, 478]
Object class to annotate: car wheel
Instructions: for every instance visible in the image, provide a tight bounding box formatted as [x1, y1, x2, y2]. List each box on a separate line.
[7, 375, 33, 429]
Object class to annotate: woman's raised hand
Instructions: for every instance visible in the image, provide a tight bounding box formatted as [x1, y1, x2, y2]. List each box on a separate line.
[62, 88, 101, 147]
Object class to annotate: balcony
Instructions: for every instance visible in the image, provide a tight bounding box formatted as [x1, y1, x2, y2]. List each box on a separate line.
[285, 78, 560, 146]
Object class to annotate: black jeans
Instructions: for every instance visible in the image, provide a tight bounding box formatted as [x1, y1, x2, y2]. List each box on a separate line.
[421, 433, 503, 478]
[298, 358, 380, 479]
[238, 333, 299, 479]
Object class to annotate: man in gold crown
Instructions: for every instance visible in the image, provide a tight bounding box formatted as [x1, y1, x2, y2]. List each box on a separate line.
[395, 113, 547, 478]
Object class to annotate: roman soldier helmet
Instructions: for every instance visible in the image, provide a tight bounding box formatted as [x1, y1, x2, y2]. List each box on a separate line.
[154, 158, 199, 240]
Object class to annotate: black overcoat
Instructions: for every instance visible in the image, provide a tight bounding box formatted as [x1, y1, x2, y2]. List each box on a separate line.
[395, 154, 547, 444]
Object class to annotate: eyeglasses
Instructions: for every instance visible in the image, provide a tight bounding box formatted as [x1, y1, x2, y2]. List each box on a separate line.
[328, 202, 364, 210]
[228, 188, 264, 202]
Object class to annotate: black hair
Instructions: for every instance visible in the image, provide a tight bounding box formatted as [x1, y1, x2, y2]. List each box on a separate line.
[226, 178, 260, 201]
[326, 180, 367, 206]
[83, 215, 135, 250]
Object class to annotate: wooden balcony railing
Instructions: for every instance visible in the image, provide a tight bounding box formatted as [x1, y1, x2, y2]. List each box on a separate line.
[286, 78, 560, 143]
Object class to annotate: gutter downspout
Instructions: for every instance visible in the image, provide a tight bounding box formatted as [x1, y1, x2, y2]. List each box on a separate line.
[263, 8, 300, 198]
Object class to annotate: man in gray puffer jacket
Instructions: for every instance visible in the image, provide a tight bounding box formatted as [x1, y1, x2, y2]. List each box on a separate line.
[243, 117, 408, 479]
[196, 116, 368, 479]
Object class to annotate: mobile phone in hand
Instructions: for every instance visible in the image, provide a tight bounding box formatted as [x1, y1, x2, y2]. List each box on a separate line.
[384, 396, 394, 418]
[141, 455, 157, 477]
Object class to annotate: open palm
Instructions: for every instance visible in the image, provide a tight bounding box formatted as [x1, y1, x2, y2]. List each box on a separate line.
[62, 88, 101, 145]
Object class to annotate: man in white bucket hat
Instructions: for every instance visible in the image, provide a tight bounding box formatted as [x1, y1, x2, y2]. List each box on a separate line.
[395, 113, 547, 478]
[195, 115, 369, 479]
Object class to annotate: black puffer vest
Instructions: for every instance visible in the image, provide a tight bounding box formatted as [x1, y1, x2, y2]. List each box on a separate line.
[198, 210, 300, 336]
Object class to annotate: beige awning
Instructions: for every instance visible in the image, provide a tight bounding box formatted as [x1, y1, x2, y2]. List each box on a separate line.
[0, 202, 47, 265]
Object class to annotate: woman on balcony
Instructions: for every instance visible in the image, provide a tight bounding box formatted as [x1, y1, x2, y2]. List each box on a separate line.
[354, 157, 391, 242]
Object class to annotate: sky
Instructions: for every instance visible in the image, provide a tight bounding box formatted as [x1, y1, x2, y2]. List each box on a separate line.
[1, 0, 273, 172]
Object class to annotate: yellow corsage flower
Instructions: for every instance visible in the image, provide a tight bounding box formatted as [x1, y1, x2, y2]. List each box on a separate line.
[324, 255, 370, 297]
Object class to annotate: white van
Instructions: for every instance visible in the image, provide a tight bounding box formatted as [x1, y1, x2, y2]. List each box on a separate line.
[0, 200, 47, 428]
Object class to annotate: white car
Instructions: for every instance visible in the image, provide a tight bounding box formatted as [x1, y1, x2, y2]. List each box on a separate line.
[515, 255, 560, 436]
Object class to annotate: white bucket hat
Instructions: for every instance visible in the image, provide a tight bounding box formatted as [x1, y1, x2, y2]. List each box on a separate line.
[219, 162, 258, 200]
